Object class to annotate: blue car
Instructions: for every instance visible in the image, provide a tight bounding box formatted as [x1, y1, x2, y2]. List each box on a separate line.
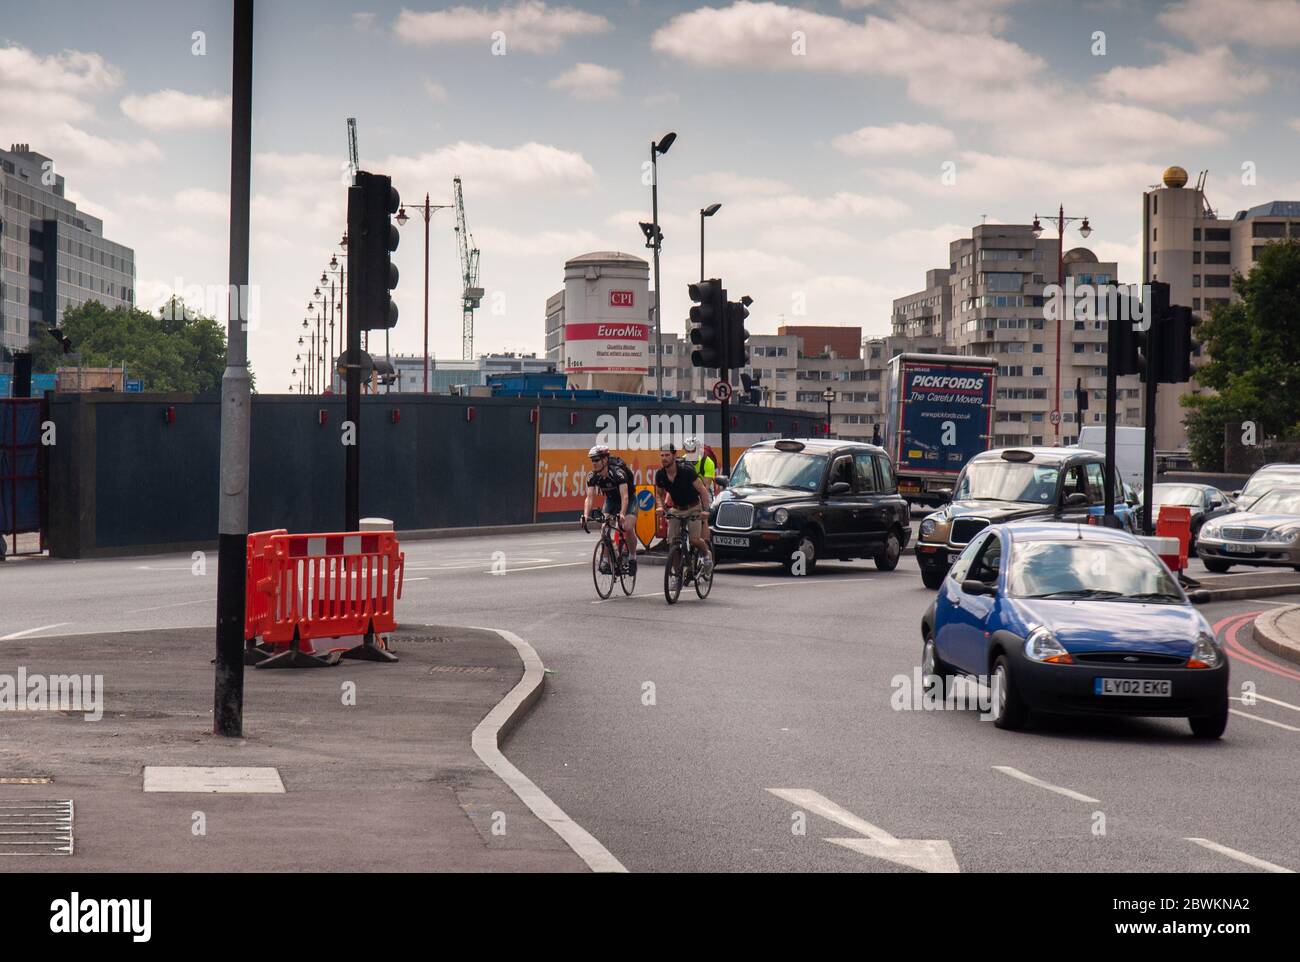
[921, 522, 1229, 737]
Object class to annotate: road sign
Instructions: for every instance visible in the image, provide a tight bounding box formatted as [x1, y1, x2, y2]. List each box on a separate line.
[1049, 409, 1061, 426]
[125, 379, 143, 393]
[712, 380, 732, 402]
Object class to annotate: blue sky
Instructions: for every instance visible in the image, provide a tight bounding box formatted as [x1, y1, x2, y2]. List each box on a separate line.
[3, 0, 1299, 390]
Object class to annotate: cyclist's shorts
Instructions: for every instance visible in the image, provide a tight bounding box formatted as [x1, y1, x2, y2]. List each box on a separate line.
[667, 506, 703, 541]
[604, 496, 636, 517]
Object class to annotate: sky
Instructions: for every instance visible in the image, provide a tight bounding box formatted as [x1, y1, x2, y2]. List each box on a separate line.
[3, 0, 1299, 391]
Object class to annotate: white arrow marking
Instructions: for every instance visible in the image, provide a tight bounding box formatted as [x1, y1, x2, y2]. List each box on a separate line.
[768, 788, 959, 873]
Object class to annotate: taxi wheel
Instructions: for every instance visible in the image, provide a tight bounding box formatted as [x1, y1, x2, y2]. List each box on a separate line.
[874, 530, 902, 572]
[1188, 702, 1228, 739]
[990, 655, 1028, 731]
[783, 531, 819, 576]
[1203, 559, 1232, 574]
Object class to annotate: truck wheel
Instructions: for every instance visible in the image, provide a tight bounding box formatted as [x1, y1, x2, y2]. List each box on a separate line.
[874, 529, 902, 571]
[921, 566, 946, 590]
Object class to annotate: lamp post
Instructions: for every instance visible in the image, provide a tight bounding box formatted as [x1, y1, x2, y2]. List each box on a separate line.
[329, 249, 346, 393]
[1031, 205, 1092, 443]
[823, 387, 835, 438]
[300, 319, 311, 393]
[396, 194, 453, 394]
[649, 131, 676, 400]
[698, 202, 721, 398]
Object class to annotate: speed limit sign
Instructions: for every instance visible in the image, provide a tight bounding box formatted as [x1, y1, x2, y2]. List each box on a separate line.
[712, 380, 733, 402]
[1050, 409, 1061, 425]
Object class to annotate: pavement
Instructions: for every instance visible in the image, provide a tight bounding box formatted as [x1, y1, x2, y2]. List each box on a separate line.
[4, 528, 1300, 873]
[0, 623, 586, 872]
[1253, 605, 1300, 666]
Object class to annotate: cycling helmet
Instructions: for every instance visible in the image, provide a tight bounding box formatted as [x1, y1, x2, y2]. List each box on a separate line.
[683, 436, 700, 454]
[588, 443, 610, 460]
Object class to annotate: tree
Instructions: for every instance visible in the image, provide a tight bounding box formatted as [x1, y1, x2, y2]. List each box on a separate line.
[28, 298, 251, 393]
[1182, 239, 1300, 469]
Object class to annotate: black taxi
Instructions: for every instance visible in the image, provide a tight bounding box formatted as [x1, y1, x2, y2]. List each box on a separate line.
[709, 439, 911, 574]
[914, 446, 1133, 589]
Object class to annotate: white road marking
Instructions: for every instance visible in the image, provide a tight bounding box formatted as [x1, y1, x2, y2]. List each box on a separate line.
[470, 626, 626, 873]
[124, 598, 211, 614]
[993, 766, 1100, 803]
[751, 576, 880, 589]
[1248, 692, 1300, 714]
[143, 766, 286, 794]
[0, 623, 72, 640]
[490, 562, 587, 574]
[1185, 837, 1294, 873]
[1228, 709, 1300, 732]
[767, 788, 959, 873]
[407, 558, 553, 571]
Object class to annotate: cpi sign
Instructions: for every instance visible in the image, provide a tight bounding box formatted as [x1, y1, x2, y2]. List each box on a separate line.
[610, 290, 634, 308]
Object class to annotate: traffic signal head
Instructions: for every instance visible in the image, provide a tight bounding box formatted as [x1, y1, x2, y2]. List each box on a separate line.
[1111, 281, 1167, 381]
[1159, 304, 1196, 384]
[349, 171, 401, 331]
[727, 295, 751, 369]
[689, 278, 725, 369]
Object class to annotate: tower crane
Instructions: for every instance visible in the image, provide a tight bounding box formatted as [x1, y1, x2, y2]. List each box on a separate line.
[453, 176, 482, 360]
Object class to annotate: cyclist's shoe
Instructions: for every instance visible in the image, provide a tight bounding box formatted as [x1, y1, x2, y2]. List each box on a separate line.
[701, 556, 714, 575]
[628, 556, 638, 574]
[598, 559, 611, 575]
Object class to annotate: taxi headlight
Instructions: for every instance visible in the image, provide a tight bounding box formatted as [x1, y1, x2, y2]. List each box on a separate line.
[771, 508, 789, 525]
[920, 518, 938, 537]
[1188, 630, 1221, 669]
[1025, 626, 1073, 664]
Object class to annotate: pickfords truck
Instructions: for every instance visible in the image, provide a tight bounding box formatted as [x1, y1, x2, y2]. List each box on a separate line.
[883, 353, 997, 506]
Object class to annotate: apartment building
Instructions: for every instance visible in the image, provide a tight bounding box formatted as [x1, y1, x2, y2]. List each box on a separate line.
[1145, 165, 1300, 448]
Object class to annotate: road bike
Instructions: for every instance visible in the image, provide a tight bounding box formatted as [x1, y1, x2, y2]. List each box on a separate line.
[581, 510, 636, 599]
[663, 510, 713, 604]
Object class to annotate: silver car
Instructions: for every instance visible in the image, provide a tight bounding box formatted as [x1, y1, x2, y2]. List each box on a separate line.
[1196, 485, 1300, 573]
[1233, 464, 1300, 509]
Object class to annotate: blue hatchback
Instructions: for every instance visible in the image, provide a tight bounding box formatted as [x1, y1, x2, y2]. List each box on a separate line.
[921, 522, 1229, 737]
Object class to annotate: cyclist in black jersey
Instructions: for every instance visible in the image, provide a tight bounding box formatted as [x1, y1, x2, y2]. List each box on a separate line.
[582, 443, 638, 573]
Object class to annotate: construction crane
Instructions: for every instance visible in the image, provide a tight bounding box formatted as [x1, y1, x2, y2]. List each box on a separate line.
[453, 176, 482, 360]
[346, 117, 359, 183]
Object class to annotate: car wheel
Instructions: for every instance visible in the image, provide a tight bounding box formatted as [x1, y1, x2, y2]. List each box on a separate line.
[921, 632, 951, 695]
[920, 566, 946, 590]
[1188, 703, 1228, 739]
[1203, 558, 1232, 574]
[783, 531, 818, 576]
[990, 655, 1028, 731]
[874, 529, 902, 572]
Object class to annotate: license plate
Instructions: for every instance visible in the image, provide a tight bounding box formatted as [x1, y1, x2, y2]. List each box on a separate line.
[1225, 543, 1256, 554]
[1095, 678, 1172, 697]
[713, 535, 749, 548]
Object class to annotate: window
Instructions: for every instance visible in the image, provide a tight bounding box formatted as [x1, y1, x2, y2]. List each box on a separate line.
[1193, 275, 1201, 287]
[1032, 343, 1043, 353]
[1205, 274, 1231, 288]
[828, 456, 854, 490]
[1205, 250, 1231, 265]
[876, 455, 895, 492]
[970, 535, 1003, 584]
[1253, 222, 1286, 238]
[949, 532, 989, 583]
[1193, 228, 1201, 241]
[1032, 366, 1044, 376]
[1205, 227, 1230, 242]
[853, 453, 878, 493]
[1086, 462, 1106, 503]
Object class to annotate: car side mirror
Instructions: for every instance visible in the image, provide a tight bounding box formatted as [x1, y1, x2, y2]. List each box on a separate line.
[1061, 492, 1089, 509]
[1208, 501, 1222, 510]
[935, 487, 953, 503]
[961, 579, 996, 596]
[715, 474, 729, 489]
[1188, 589, 1211, 605]
[828, 481, 851, 496]
[1231, 490, 1242, 498]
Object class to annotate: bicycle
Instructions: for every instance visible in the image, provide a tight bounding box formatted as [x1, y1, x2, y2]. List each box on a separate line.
[662, 509, 713, 604]
[581, 510, 636, 599]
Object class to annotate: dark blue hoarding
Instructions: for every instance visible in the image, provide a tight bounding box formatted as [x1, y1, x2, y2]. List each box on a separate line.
[889, 358, 995, 477]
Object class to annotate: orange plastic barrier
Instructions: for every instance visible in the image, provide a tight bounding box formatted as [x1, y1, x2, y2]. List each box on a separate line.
[1155, 505, 1191, 572]
[244, 529, 404, 668]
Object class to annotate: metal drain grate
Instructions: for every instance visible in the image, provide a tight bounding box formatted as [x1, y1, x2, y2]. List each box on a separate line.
[0, 776, 52, 785]
[427, 665, 497, 674]
[0, 799, 74, 855]
[400, 635, 454, 645]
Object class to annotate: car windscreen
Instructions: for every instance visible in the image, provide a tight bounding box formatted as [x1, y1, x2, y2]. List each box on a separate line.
[1008, 540, 1183, 601]
[954, 461, 1059, 504]
[1153, 485, 1205, 507]
[1243, 471, 1300, 500]
[1248, 488, 1300, 516]
[730, 450, 827, 491]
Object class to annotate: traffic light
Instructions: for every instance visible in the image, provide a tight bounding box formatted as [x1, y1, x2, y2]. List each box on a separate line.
[349, 171, 401, 330]
[726, 294, 752, 369]
[689, 278, 726, 368]
[1111, 280, 1166, 381]
[1158, 304, 1197, 384]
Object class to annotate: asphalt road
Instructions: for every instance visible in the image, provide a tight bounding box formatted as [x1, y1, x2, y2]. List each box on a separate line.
[3, 532, 1298, 873]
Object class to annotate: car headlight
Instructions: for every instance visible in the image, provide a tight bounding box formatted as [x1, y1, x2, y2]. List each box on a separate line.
[1188, 630, 1222, 669]
[770, 508, 789, 525]
[920, 518, 937, 537]
[1271, 527, 1300, 544]
[1025, 625, 1073, 664]
[1200, 523, 1221, 539]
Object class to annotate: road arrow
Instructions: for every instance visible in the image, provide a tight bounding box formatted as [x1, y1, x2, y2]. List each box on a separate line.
[768, 788, 959, 873]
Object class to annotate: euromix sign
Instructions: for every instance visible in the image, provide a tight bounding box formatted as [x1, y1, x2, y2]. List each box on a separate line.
[564, 288, 648, 375]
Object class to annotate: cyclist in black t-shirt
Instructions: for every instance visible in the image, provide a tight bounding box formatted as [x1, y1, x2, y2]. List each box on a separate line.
[653, 442, 713, 573]
[582, 443, 637, 573]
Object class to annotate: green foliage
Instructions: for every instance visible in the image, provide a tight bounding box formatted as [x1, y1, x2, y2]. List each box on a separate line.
[28, 298, 251, 393]
[1182, 239, 1300, 469]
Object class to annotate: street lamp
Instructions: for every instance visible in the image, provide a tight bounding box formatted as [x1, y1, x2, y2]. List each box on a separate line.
[328, 250, 347, 393]
[649, 131, 677, 401]
[699, 202, 722, 398]
[1030, 204, 1093, 442]
[396, 193, 453, 393]
[823, 387, 836, 438]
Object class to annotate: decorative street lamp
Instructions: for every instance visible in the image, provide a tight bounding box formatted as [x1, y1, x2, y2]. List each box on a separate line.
[396, 193, 453, 393]
[1031, 205, 1093, 442]
[823, 387, 836, 438]
[648, 131, 676, 401]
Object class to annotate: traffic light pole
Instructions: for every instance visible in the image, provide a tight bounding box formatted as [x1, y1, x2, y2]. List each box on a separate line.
[720, 365, 732, 476]
[1141, 336, 1160, 536]
[213, 0, 253, 738]
[345, 183, 362, 532]
[1103, 327, 1118, 526]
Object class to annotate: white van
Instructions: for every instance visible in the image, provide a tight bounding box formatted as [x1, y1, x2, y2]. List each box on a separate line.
[1075, 425, 1147, 494]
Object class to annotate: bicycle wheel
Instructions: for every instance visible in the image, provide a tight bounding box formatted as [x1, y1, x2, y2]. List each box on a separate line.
[694, 552, 713, 599]
[664, 546, 683, 604]
[618, 539, 637, 596]
[592, 539, 616, 599]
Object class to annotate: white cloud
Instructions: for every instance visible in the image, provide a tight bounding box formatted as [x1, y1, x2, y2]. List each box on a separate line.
[549, 63, 623, 101]
[381, 141, 597, 195]
[894, 0, 1021, 34]
[682, 172, 794, 196]
[0, 44, 122, 94]
[832, 121, 955, 156]
[474, 226, 604, 256]
[423, 79, 449, 102]
[868, 151, 1156, 202]
[729, 191, 910, 224]
[121, 90, 232, 130]
[1095, 46, 1268, 106]
[1159, 0, 1300, 49]
[394, 1, 613, 54]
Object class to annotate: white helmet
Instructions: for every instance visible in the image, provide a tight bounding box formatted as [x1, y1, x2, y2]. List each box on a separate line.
[588, 443, 610, 459]
[683, 436, 700, 454]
